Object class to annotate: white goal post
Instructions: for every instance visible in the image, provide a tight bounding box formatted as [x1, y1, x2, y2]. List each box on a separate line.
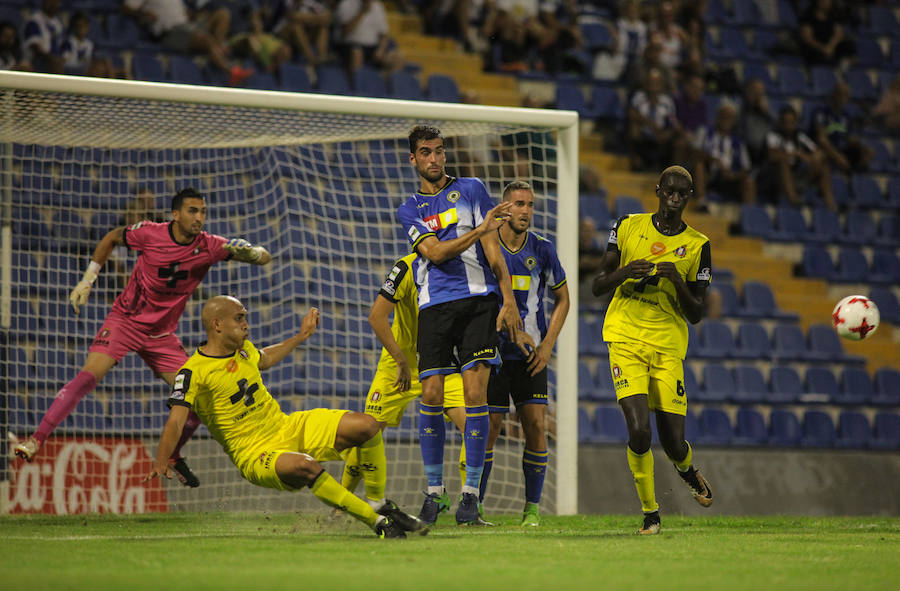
[0, 71, 578, 515]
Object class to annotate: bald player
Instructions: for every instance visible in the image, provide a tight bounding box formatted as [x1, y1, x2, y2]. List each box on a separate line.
[145, 295, 426, 538]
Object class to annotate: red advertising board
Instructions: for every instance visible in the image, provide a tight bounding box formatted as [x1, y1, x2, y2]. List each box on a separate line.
[7, 437, 168, 514]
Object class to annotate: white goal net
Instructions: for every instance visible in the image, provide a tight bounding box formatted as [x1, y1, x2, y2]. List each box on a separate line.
[0, 72, 578, 516]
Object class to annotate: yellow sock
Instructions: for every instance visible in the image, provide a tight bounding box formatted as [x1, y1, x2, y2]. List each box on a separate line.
[626, 446, 659, 513]
[671, 441, 693, 473]
[358, 430, 387, 504]
[310, 471, 378, 528]
[340, 446, 363, 493]
[458, 444, 467, 486]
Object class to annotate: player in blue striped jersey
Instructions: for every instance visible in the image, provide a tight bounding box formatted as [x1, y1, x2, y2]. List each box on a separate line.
[397, 125, 521, 525]
[479, 181, 570, 526]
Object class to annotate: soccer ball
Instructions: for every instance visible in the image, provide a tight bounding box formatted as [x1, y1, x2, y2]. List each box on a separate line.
[831, 295, 880, 341]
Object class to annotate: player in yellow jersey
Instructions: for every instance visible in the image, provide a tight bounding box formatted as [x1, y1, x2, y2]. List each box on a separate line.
[144, 295, 426, 538]
[341, 253, 486, 524]
[592, 166, 714, 536]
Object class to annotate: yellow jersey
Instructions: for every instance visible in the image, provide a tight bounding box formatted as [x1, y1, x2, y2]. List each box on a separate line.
[375, 253, 421, 376]
[602, 213, 711, 358]
[169, 340, 285, 466]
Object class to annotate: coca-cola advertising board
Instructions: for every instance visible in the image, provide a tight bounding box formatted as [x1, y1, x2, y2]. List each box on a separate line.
[7, 437, 168, 514]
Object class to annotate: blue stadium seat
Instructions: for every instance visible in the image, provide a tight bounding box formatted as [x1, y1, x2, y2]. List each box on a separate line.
[836, 411, 871, 449]
[353, 66, 388, 98]
[753, 29, 779, 59]
[595, 363, 616, 401]
[698, 364, 732, 403]
[866, 4, 900, 36]
[845, 68, 878, 101]
[807, 324, 864, 365]
[869, 287, 900, 324]
[316, 65, 351, 95]
[800, 245, 838, 281]
[705, 0, 728, 23]
[875, 214, 900, 248]
[578, 407, 596, 443]
[581, 22, 613, 52]
[614, 195, 643, 218]
[809, 66, 837, 98]
[131, 55, 166, 83]
[808, 207, 842, 244]
[740, 204, 773, 239]
[870, 412, 900, 450]
[718, 27, 753, 59]
[776, 64, 807, 97]
[733, 365, 768, 404]
[425, 74, 460, 103]
[578, 361, 597, 399]
[684, 365, 700, 399]
[245, 72, 278, 91]
[555, 84, 595, 119]
[837, 367, 874, 406]
[100, 13, 142, 50]
[168, 55, 205, 85]
[733, 408, 768, 446]
[772, 206, 809, 242]
[731, 0, 762, 26]
[842, 210, 877, 246]
[695, 321, 736, 359]
[872, 368, 900, 406]
[735, 323, 772, 359]
[769, 366, 803, 404]
[866, 139, 894, 175]
[590, 86, 625, 122]
[388, 71, 423, 100]
[830, 174, 852, 209]
[804, 367, 838, 404]
[683, 409, 700, 442]
[800, 410, 836, 448]
[870, 249, 900, 285]
[742, 62, 775, 91]
[279, 63, 312, 93]
[593, 407, 628, 443]
[855, 37, 884, 67]
[697, 408, 732, 445]
[579, 193, 609, 226]
[710, 283, 741, 317]
[835, 247, 869, 283]
[850, 175, 885, 209]
[740, 281, 797, 320]
[769, 409, 802, 447]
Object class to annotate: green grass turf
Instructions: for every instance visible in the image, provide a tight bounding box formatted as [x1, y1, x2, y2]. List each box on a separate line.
[2, 513, 898, 590]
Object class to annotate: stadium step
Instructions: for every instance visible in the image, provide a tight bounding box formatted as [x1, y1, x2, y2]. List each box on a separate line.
[388, 14, 423, 36]
[394, 33, 458, 53]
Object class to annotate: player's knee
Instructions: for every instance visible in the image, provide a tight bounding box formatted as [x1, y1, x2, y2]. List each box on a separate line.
[628, 429, 652, 454]
[343, 412, 379, 446]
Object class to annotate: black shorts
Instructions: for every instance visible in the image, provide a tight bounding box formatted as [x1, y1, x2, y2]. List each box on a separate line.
[487, 360, 549, 413]
[417, 294, 500, 379]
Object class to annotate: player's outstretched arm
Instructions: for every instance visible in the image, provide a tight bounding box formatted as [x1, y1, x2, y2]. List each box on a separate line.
[258, 308, 320, 370]
[368, 294, 411, 392]
[480, 227, 521, 343]
[144, 404, 189, 482]
[529, 282, 570, 376]
[69, 226, 127, 314]
[416, 201, 513, 265]
[223, 238, 271, 266]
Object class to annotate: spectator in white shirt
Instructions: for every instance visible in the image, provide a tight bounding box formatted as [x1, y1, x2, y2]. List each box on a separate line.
[692, 102, 756, 207]
[61, 11, 121, 78]
[335, 0, 402, 73]
[23, 0, 64, 74]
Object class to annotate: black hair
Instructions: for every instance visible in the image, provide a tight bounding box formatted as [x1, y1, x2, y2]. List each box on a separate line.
[408, 125, 443, 154]
[172, 187, 205, 211]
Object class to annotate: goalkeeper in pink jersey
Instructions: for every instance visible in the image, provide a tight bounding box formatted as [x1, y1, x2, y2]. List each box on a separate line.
[12, 188, 271, 487]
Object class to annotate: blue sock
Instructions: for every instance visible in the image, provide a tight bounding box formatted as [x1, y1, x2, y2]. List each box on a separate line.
[419, 402, 446, 488]
[523, 448, 549, 504]
[463, 405, 489, 490]
[479, 449, 493, 502]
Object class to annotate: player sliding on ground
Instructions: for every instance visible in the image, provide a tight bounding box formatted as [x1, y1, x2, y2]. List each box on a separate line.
[341, 253, 490, 524]
[145, 295, 426, 539]
[13, 188, 270, 489]
[478, 181, 570, 527]
[592, 166, 714, 535]
[397, 125, 521, 525]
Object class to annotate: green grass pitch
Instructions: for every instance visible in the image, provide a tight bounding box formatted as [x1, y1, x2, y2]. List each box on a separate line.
[2, 513, 898, 590]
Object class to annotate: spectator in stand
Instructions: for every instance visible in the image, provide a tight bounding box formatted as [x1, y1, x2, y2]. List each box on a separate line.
[0, 22, 33, 71]
[123, 0, 253, 86]
[23, 0, 64, 74]
[692, 102, 756, 207]
[674, 73, 708, 135]
[627, 67, 684, 171]
[810, 80, 872, 174]
[798, 0, 855, 67]
[761, 104, 835, 210]
[873, 74, 900, 132]
[739, 78, 775, 165]
[650, 0, 686, 70]
[598, 0, 648, 82]
[270, 0, 332, 66]
[482, 2, 533, 73]
[531, 1, 584, 76]
[336, 0, 402, 74]
[61, 12, 121, 78]
[627, 37, 675, 94]
[579, 216, 607, 281]
[230, 7, 291, 73]
[678, 0, 706, 56]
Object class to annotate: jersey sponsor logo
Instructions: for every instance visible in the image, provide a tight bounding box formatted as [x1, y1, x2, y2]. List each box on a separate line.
[226, 359, 238, 373]
[608, 228, 618, 244]
[650, 242, 666, 255]
[675, 245, 687, 258]
[172, 369, 191, 400]
[417, 201, 429, 208]
[388, 265, 401, 281]
[525, 256, 537, 270]
[239, 349, 249, 359]
[446, 190, 461, 203]
[512, 275, 532, 291]
[408, 226, 421, 241]
[697, 267, 711, 281]
[128, 221, 146, 231]
[382, 279, 396, 295]
[471, 347, 496, 358]
[423, 207, 458, 231]
[100, 328, 110, 338]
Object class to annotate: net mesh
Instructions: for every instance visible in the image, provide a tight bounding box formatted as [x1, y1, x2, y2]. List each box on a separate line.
[1, 85, 563, 516]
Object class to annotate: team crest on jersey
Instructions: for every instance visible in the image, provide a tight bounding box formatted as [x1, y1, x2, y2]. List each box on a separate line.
[371, 391, 381, 402]
[239, 349, 248, 359]
[525, 256, 537, 270]
[612, 365, 622, 378]
[446, 191, 461, 203]
[675, 245, 687, 258]
[100, 328, 110, 338]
